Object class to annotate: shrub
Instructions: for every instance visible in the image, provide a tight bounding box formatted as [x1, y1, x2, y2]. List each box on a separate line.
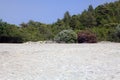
[90, 27, 113, 41]
[0, 36, 23, 43]
[54, 30, 77, 43]
[77, 30, 97, 43]
[104, 23, 119, 28]
[108, 24, 120, 42]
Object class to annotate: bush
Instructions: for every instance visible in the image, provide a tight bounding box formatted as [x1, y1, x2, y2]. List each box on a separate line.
[54, 30, 77, 43]
[0, 36, 23, 43]
[77, 30, 97, 43]
[103, 23, 119, 28]
[108, 24, 120, 42]
[90, 27, 113, 41]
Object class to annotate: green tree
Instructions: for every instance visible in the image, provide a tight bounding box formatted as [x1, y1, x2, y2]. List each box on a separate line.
[63, 11, 71, 27]
[88, 5, 94, 12]
[0, 20, 23, 43]
[95, 4, 112, 25]
[20, 22, 28, 28]
[69, 15, 82, 30]
[80, 10, 96, 28]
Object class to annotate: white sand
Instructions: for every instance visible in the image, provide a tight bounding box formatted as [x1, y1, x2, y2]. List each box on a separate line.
[0, 43, 120, 80]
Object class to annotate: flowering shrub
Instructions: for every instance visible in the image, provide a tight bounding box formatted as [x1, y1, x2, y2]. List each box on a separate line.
[77, 30, 97, 43]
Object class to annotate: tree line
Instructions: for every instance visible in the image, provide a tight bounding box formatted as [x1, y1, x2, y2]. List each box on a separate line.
[0, 0, 120, 43]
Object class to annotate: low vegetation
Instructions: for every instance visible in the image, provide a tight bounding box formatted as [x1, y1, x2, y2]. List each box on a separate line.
[77, 30, 97, 43]
[54, 30, 77, 43]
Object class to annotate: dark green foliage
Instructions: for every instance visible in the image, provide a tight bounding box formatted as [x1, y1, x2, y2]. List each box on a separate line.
[20, 22, 28, 28]
[19, 20, 53, 42]
[90, 27, 113, 41]
[0, 20, 23, 43]
[95, 1, 120, 25]
[63, 11, 71, 27]
[0, 20, 53, 43]
[69, 15, 82, 30]
[103, 23, 119, 28]
[54, 30, 77, 43]
[80, 11, 97, 28]
[51, 19, 70, 36]
[108, 25, 120, 42]
[88, 5, 94, 12]
[95, 5, 111, 25]
[77, 30, 97, 43]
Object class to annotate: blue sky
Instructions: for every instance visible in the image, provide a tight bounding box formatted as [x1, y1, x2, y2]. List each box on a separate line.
[0, 0, 115, 25]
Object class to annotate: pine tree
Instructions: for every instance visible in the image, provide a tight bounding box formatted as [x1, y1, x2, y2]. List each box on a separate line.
[63, 11, 71, 27]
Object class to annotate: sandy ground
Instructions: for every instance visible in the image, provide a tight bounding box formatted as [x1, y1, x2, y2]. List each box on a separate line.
[0, 42, 120, 80]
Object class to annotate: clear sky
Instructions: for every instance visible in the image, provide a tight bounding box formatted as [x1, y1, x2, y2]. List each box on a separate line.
[0, 0, 115, 25]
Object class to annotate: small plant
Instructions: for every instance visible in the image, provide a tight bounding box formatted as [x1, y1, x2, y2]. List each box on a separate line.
[54, 30, 77, 43]
[77, 30, 97, 43]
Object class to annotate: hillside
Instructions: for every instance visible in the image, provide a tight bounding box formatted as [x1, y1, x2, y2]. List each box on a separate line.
[0, 0, 120, 43]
